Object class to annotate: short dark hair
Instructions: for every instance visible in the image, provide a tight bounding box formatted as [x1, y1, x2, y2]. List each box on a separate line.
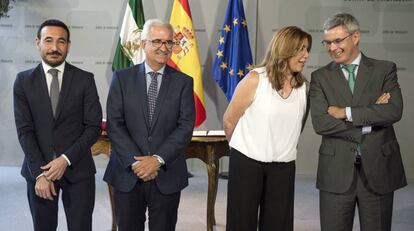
[37, 19, 70, 42]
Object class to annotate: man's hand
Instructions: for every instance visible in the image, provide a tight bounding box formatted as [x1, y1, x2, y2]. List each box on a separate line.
[327, 106, 346, 119]
[376, 92, 390, 104]
[132, 156, 160, 182]
[35, 176, 57, 200]
[41, 156, 68, 181]
[327, 93, 389, 121]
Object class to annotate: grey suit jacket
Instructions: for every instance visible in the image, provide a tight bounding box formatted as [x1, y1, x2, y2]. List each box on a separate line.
[104, 63, 195, 194]
[309, 54, 406, 194]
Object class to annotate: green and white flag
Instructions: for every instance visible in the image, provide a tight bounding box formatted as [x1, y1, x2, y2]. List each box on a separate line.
[112, 0, 145, 72]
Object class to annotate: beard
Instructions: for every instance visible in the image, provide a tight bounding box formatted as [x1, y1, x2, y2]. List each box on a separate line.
[42, 51, 66, 67]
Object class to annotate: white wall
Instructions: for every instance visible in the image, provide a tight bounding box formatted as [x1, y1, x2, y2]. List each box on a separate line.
[0, 0, 413, 178]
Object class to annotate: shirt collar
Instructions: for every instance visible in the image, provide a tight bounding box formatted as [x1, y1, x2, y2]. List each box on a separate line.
[341, 52, 362, 68]
[144, 62, 165, 76]
[42, 61, 65, 75]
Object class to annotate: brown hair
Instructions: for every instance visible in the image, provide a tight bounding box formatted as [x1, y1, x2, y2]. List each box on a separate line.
[258, 26, 312, 90]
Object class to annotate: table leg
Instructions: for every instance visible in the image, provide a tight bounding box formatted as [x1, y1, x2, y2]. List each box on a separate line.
[206, 145, 220, 231]
[107, 184, 117, 231]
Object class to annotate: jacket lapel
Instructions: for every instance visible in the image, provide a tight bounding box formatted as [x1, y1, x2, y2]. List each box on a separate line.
[34, 64, 55, 120]
[352, 54, 373, 105]
[54, 62, 73, 120]
[136, 64, 150, 130]
[150, 66, 172, 131]
[328, 62, 353, 105]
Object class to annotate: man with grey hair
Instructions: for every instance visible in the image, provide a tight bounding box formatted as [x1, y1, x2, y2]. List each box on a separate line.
[104, 18, 195, 231]
[310, 13, 406, 231]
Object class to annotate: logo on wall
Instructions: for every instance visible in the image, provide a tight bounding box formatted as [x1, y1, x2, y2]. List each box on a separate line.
[172, 25, 194, 60]
[121, 28, 144, 64]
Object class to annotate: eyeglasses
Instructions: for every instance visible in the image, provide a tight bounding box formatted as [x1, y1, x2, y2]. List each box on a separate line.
[146, 39, 176, 49]
[321, 34, 352, 47]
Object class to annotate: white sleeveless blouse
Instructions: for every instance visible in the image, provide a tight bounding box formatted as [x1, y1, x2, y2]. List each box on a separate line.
[229, 67, 307, 162]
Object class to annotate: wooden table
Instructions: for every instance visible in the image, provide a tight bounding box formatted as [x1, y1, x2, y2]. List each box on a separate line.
[185, 136, 229, 231]
[91, 135, 230, 231]
[90, 133, 116, 231]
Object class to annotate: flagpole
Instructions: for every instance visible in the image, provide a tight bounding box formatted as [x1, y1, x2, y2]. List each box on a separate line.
[254, 0, 259, 64]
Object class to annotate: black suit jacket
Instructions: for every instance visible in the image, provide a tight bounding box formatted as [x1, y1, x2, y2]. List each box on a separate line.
[104, 63, 195, 194]
[310, 54, 406, 194]
[14, 62, 102, 183]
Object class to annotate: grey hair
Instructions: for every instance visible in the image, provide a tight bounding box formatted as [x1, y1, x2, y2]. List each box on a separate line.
[141, 19, 174, 40]
[323, 13, 360, 34]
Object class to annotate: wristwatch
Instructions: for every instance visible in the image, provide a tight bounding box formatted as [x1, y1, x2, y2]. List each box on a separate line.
[153, 155, 165, 166]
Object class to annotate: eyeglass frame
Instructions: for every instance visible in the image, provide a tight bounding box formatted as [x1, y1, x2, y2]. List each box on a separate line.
[145, 39, 177, 49]
[321, 33, 353, 48]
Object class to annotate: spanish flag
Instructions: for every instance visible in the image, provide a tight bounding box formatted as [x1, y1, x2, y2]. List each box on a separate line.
[168, 0, 206, 127]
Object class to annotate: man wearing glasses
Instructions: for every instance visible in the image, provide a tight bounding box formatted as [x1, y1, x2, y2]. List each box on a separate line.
[104, 19, 195, 231]
[310, 13, 406, 231]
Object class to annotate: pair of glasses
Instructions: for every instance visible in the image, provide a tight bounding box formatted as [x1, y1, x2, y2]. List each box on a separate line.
[147, 39, 176, 49]
[321, 34, 353, 47]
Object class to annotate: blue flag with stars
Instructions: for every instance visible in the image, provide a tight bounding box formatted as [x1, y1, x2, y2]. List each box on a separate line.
[212, 0, 253, 101]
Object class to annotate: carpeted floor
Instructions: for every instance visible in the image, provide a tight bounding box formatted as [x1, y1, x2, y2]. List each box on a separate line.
[1, 162, 413, 231]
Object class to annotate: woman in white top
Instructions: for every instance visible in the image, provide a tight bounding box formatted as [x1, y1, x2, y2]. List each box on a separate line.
[223, 26, 312, 231]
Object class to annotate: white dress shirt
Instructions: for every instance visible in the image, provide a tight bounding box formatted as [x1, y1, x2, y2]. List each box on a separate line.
[39, 61, 71, 171]
[342, 53, 371, 134]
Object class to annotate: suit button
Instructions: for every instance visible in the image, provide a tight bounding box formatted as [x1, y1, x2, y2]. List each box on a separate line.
[148, 136, 152, 142]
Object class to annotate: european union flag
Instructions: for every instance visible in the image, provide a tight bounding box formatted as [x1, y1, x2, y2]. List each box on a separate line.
[212, 0, 253, 101]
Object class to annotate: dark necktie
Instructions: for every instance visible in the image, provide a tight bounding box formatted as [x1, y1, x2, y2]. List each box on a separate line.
[48, 68, 60, 117]
[147, 71, 159, 125]
[344, 64, 357, 94]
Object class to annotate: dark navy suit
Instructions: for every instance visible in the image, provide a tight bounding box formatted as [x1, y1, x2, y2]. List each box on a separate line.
[104, 63, 195, 231]
[14, 62, 102, 231]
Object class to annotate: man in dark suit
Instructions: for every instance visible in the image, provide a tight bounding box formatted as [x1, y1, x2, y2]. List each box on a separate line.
[310, 13, 406, 231]
[104, 18, 195, 231]
[13, 19, 102, 231]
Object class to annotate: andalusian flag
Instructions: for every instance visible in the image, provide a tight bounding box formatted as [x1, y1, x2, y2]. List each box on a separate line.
[169, 0, 206, 127]
[112, 0, 145, 72]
